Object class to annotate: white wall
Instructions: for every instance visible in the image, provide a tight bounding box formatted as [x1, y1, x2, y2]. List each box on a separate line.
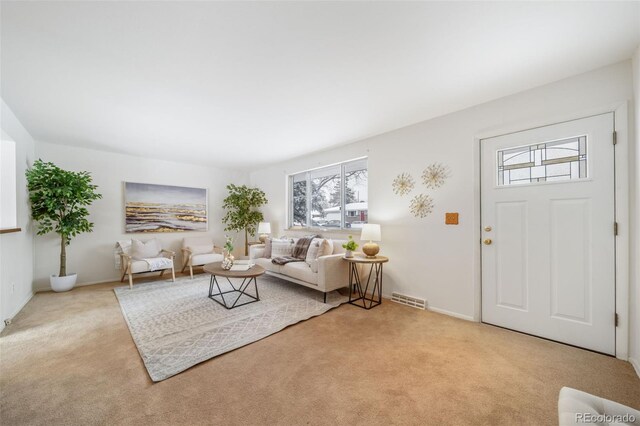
[630, 46, 640, 376]
[250, 61, 634, 323]
[0, 99, 36, 328]
[33, 142, 249, 290]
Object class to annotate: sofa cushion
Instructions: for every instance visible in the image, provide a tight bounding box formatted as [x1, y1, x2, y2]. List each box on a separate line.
[254, 257, 283, 274]
[191, 253, 224, 266]
[131, 239, 162, 259]
[281, 262, 318, 285]
[271, 238, 294, 258]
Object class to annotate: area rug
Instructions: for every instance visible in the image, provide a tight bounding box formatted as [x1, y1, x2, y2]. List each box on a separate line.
[114, 274, 347, 382]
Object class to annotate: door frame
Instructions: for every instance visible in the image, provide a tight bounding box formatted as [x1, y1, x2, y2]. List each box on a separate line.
[473, 102, 630, 360]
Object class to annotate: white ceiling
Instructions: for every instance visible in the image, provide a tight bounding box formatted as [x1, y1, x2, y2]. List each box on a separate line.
[1, 1, 639, 169]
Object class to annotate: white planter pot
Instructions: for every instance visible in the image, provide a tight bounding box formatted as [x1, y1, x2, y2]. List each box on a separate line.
[50, 273, 77, 292]
[344, 250, 353, 258]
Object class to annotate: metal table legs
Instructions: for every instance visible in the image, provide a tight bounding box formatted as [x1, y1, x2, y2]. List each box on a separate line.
[208, 274, 260, 309]
[348, 262, 383, 309]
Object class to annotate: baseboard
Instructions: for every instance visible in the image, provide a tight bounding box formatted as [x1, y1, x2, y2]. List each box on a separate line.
[427, 305, 475, 322]
[629, 357, 640, 379]
[2, 291, 35, 326]
[35, 278, 119, 293]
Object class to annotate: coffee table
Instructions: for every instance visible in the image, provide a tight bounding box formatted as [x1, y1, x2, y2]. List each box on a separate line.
[203, 262, 265, 309]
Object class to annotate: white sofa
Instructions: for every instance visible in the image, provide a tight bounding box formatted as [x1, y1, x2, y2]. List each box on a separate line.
[249, 238, 350, 302]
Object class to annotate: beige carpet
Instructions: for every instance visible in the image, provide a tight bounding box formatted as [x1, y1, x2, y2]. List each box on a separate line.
[1, 275, 639, 425]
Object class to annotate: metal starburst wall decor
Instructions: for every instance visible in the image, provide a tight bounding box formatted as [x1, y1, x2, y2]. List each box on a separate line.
[410, 194, 434, 218]
[422, 163, 450, 189]
[392, 173, 415, 196]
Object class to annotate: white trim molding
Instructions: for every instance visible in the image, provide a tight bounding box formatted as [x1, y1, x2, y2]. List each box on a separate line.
[629, 358, 640, 379]
[427, 306, 475, 322]
[2, 290, 35, 329]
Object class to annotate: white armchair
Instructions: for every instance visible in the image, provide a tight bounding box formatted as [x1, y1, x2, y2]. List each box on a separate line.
[181, 236, 224, 279]
[117, 238, 176, 289]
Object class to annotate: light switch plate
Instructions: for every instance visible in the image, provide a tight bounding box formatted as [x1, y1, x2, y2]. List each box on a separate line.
[445, 212, 459, 225]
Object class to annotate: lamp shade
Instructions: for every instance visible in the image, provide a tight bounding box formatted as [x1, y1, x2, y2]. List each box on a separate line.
[361, 224, 381, 242]
[257, 222, 271, 234]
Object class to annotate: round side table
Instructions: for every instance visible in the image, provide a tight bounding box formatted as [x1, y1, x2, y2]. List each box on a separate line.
[203, 262, 265, 309]
[342, 254, 389, 309]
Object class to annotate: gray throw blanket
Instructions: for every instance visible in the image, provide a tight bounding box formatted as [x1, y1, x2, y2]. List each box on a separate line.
[272, 235, 318, 265]
[271, 255, 302, 266]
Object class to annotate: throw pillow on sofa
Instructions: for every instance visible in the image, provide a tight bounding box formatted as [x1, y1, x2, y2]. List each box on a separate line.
[319, 239, 333, 257]
[304, 238, 334, 273]
[131, 239, 162, 259]
[262, 238, 273, 258]
[305, 238, 323, 271]
[270, 238, 294, 258]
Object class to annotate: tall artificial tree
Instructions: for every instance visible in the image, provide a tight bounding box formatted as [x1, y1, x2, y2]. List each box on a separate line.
[26, 159, 102, 277]
[222, 184, 268, 255]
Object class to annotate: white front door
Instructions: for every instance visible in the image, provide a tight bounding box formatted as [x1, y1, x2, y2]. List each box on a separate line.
[481, 113, 616, 355]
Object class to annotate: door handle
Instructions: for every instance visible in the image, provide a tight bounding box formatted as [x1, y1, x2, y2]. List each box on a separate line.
[484, 239, 492, 245]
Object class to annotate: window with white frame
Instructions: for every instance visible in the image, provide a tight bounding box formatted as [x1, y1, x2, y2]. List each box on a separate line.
[289, 158, 368, 230]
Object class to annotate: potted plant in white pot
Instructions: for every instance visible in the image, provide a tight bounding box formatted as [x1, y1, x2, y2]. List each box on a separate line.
[26, 160, 102, 292]
[342, 236, 358, 258]
[221, 184, 268, 256]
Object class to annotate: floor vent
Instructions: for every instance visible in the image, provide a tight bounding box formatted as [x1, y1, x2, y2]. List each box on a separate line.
[391, 292, 426, 310]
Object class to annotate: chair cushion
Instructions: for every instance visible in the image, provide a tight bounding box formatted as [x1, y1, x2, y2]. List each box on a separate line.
[189, 244, 214, 255]
[131, 239, 162, 259]
[254, 257, 282, 274]
[130, 259, 151, 274]
[191, 253, 224, 266]
[281, 262, 318, 285]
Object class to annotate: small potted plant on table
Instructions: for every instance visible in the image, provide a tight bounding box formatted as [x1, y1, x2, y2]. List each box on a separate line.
[342, 236, 358, 258]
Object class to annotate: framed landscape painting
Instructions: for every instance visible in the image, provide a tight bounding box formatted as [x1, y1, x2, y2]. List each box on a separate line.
[124, 182, 208, 233]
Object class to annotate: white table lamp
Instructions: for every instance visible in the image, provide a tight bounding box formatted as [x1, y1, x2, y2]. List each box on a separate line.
[257, 222, 271, 243]
[361, 224, 381, 258]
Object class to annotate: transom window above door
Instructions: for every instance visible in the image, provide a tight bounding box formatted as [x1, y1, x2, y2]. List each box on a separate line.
[288, 158, 368, 230]
[497, 136, 587, 186]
